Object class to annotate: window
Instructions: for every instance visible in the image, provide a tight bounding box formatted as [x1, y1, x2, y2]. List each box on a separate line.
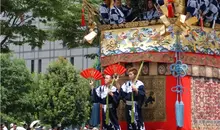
[63, 43, 67, 48]
[31, 60, 34, 73]
[38, 59, 42, 73]
[70, 57, 74, 65]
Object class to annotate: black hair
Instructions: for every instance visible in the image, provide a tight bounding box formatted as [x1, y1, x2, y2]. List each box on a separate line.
[146, 0, 156, 11]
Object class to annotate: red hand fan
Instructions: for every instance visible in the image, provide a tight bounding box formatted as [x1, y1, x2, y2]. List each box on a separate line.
[80, 68, 103, 80]
[104, 64, 126, 76]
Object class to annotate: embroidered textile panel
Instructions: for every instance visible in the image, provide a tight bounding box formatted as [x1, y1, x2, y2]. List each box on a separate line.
[100, 26, 220, 57]
[191, 77, 220, 130]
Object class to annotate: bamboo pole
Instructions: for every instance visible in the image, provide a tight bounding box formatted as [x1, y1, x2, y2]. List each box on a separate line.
[131, 61, 144, 123]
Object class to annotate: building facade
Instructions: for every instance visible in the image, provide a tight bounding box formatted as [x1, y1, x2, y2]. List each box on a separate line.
[9, 40, 98, 73]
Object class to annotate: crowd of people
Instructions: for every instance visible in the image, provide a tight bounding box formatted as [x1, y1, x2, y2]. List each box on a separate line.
[99, 0, 220, 26]
[1, 123, 29, 130]
[0, 122, 49, 130]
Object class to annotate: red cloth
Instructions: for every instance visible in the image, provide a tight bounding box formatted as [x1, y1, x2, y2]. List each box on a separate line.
[167, 4, 174, 18]
[81, 8, 86, 26]
[101, 52, 220, 68]
[200, 17, 204, 30]
[119, 76, 192, 130]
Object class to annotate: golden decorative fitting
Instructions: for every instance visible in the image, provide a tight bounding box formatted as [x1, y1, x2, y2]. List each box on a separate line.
[150, 20, 156, 25]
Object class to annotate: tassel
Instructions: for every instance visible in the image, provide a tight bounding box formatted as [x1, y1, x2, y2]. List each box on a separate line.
[168, 0, 174, 2]
[200, 14, 203, 31]
[167, 3, 174, 18]
[81, 8, 86, 26]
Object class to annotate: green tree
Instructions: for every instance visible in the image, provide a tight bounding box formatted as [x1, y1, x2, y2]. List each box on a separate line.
[1, 0, 47, 52]
[52, 0, 102, 48]
[1, 0, 102, 53]
[0, 54, 34, 122]
[34, 57, 91, 127]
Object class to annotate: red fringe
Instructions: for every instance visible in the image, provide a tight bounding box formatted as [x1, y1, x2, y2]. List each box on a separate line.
[200, 16, 204, 30]
[81, 8, 86, 26]
[167, 3, 174, 18]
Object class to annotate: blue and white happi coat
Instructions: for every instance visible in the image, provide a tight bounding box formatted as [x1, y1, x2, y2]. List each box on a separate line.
[120, 80, 146, 130]
[93, 85, 121, 130]
[204, 0, 219, 22]
[186, 0, 219, 23]
[155, 0, 164, 6]
[109, 6, 125, 24]
[142, 9, 161, 20]
[186, 0, 200, 17]
[118, 5, 133, 22]
[99, 3, 110, 24]
[217, 2, 220, 24]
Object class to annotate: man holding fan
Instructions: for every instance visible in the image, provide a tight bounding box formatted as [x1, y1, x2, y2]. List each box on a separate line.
[90, 74, 121, 130]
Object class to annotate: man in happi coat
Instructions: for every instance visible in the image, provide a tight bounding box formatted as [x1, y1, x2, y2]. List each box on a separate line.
[116, 67, 146, 130]
[186, 0, 220, 26]
[90, 75, 121, 130]
[109, 0, 125, 24]
[143, 0, 161, 20]
[202, 0, 219, 24]
[216, 0, 220, 24]
[115, 0, 133, 22]
[99, 0, 111, 24]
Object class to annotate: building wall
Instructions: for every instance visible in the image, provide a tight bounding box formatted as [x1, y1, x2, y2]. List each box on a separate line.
[9, 40, 98, 73]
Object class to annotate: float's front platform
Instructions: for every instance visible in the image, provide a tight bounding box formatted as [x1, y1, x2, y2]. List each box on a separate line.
[99, 23, 220, 130]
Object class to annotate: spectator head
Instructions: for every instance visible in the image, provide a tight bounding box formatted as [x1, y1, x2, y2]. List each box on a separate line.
[126, 0, 131, 7]
[13, 123, 17, 130]
[10, 124, 13, 129]
[23, 123, 28, 129]
[146, 0, 154, 11]
[115, 0, 122, 7]
[1, 124, 4, 130]
[104, 0, 111, 7]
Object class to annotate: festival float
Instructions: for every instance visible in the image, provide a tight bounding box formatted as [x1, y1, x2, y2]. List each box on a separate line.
[81, 0, 220, 129]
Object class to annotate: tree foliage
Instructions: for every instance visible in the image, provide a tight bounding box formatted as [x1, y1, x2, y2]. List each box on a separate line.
[0, 55, 92, 126]
[52, 0, 102, 48]
[0, 54, 34, 122]
[1, 0, 47, 52]
[32, 57, 91, 127]
[0, 0, 102, 53]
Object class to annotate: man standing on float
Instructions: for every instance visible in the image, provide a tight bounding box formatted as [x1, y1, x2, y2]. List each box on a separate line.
[116, 67, 146, 130]
[90, 75, 121, 130]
